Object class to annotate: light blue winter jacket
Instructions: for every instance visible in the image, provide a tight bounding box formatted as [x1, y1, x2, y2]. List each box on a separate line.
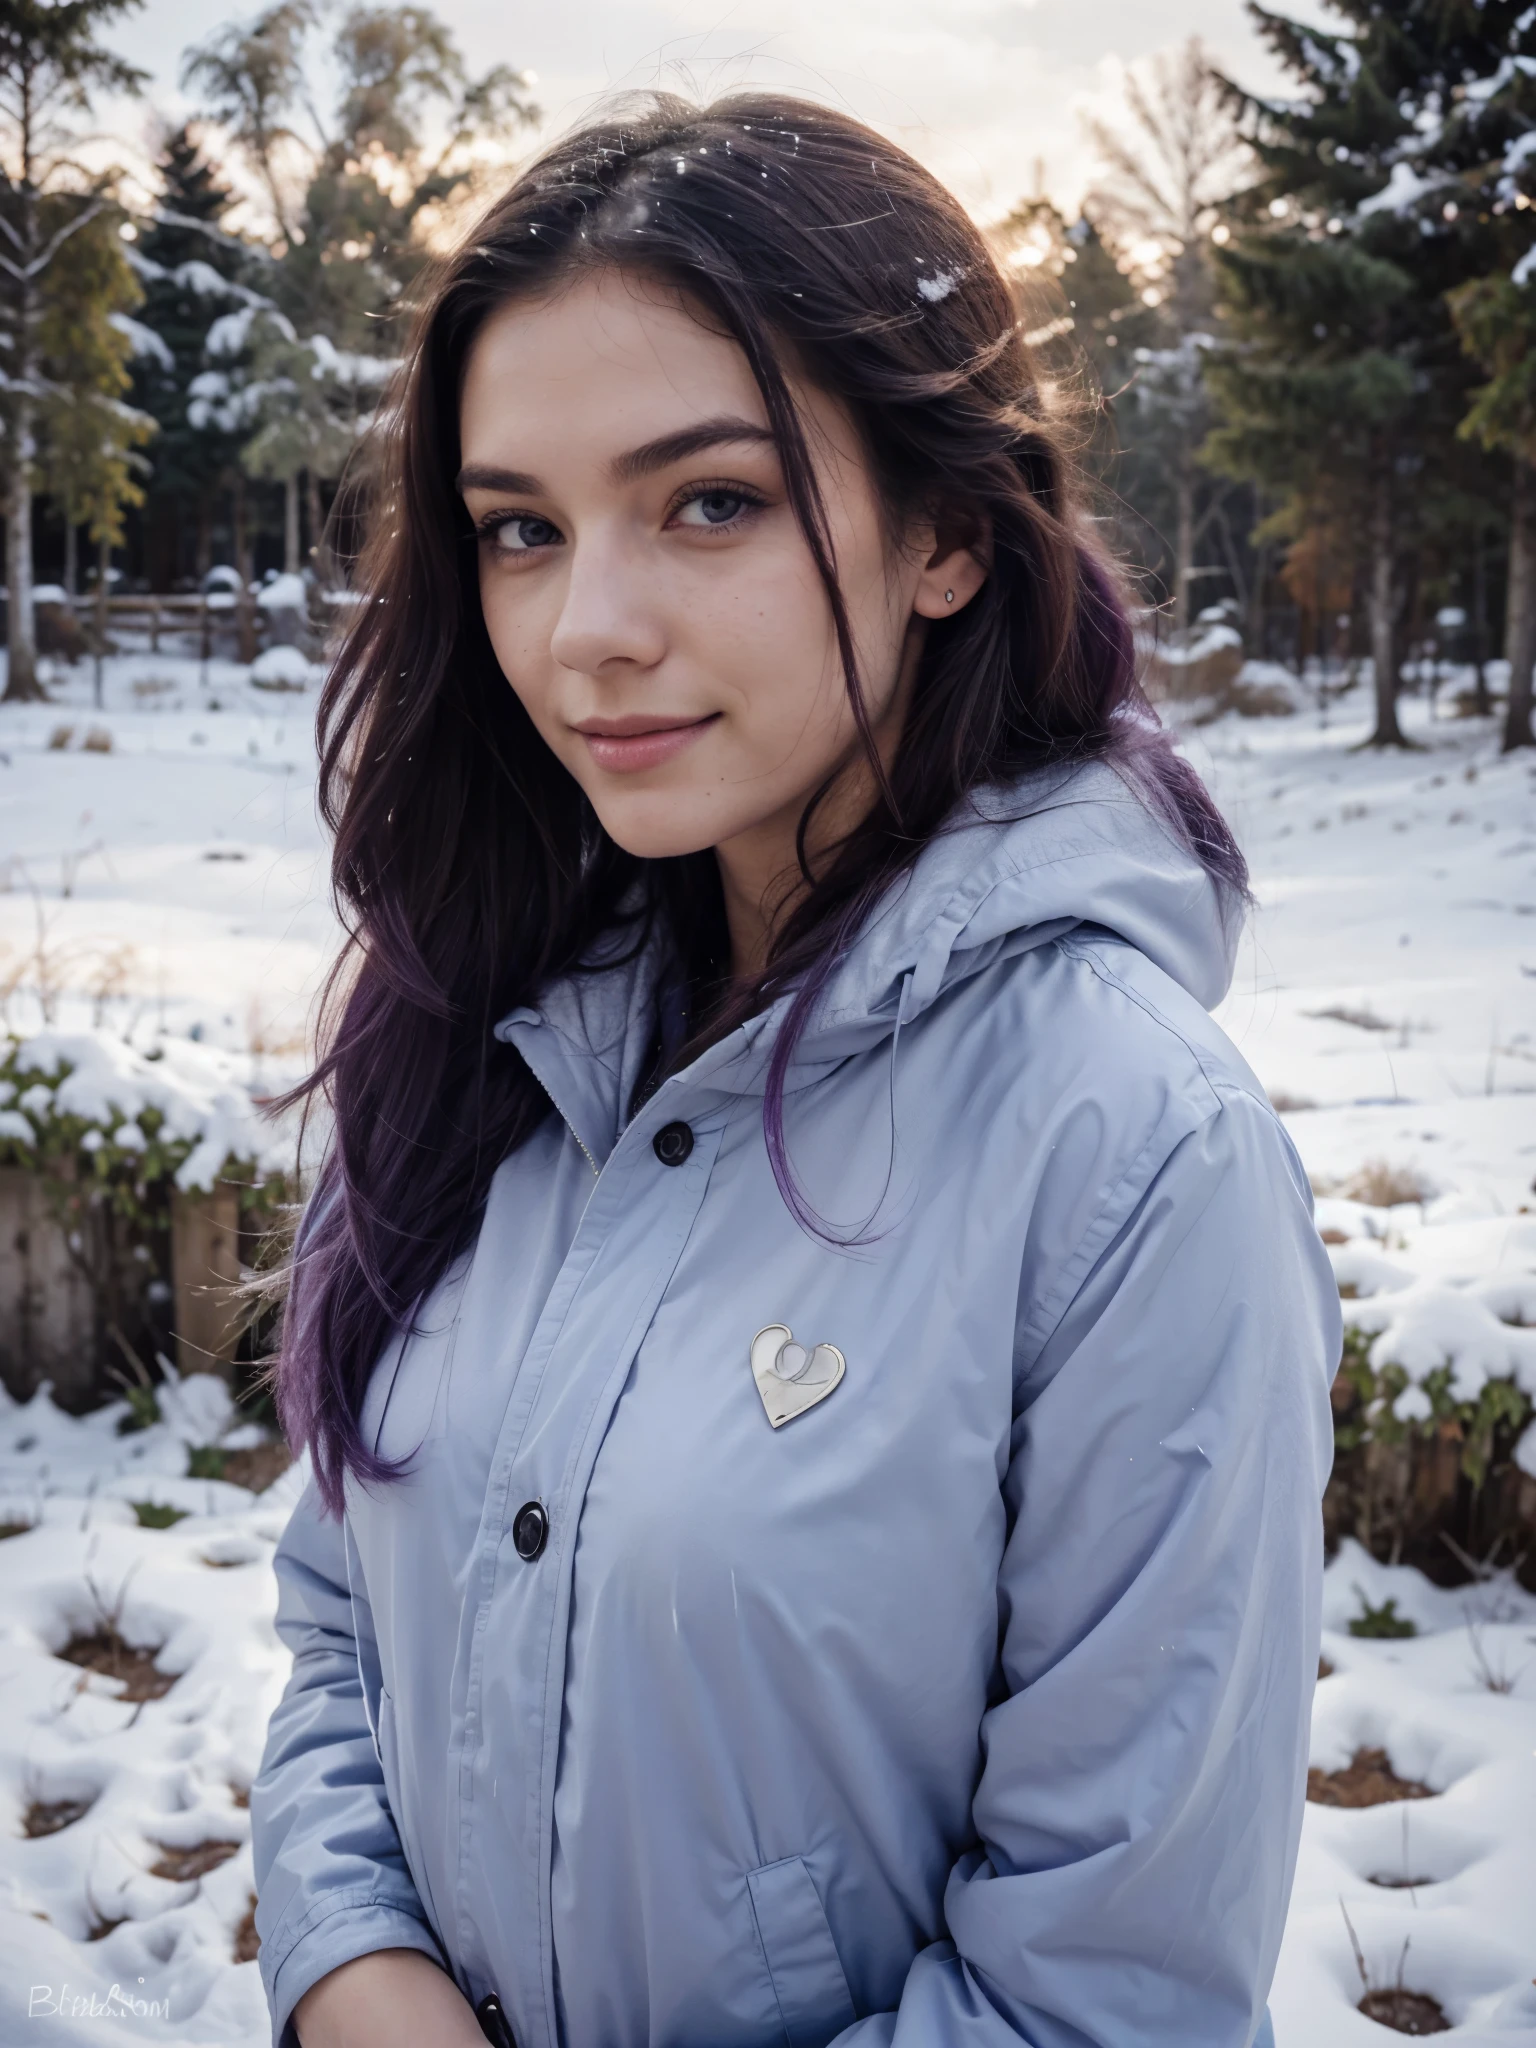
[251, 761, 1340, 2048]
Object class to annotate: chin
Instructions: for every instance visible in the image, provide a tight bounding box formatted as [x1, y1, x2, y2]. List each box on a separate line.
[586, 790, 729, 862]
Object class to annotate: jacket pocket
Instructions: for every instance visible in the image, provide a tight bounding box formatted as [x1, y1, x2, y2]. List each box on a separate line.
[374, 1685, 443, 1939]
[746, 1856, 856, 2048]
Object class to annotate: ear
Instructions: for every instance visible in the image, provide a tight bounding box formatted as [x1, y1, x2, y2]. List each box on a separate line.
[910, 511, 990, 621]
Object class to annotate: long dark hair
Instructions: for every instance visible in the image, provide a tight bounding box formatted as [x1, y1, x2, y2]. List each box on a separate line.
[276, 90, 1248, 1515]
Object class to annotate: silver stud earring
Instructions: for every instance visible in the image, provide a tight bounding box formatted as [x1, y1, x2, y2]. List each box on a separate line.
[944, 589, 955, 604]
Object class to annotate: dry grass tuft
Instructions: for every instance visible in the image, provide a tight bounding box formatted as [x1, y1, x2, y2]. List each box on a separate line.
[1341, 1159, 1434, 1208]
[1307, 1003, 1393, 1032]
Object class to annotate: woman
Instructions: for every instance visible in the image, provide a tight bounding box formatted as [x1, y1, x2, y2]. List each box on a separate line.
[251, 92, 1339, 2048]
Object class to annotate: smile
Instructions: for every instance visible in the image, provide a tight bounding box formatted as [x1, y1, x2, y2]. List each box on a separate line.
[572, 714, 721, 773]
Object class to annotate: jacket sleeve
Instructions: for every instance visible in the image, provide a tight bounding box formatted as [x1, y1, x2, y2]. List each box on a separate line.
[832, 1087, 1340, 2048]
[251, 1472, 445, 2048]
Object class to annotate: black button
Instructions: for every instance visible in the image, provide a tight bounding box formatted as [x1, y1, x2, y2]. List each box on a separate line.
[653, 1120, 694, 1166]
[476, 1993, 517, 2048]
[511, 1501, 548, 1562]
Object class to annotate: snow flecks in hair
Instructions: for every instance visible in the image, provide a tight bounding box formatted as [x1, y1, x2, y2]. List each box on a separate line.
[916, 267, 961, 303]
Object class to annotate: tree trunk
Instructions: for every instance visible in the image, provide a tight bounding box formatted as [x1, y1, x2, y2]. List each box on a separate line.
[233, 474, 257, 665]
[194, 491, 213, 582]
[1503, 456, 1535, 752]
[305, 468, 331, 587]
[3, 399, 40, 701]
[1472, 530, 1492, 717]
[93, 531, 109, 711]
[283, 471, 300, 576]
[63, 519, 77, 601]
[1365, 468, 1407, 746]
[2, 156, 41, 705]
[1173, 459, 1194, 645]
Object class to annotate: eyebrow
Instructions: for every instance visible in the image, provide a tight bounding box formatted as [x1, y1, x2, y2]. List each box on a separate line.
[455, 415, 777, 497]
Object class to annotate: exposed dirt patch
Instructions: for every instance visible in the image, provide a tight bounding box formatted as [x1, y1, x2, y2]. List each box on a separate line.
[1318, 1657, 1336, 1680]
[229, 1784, 249, 1809]
[0, 1517, 35, 1540]
[1319, 1226, 1350, 1245]
[234, 1892, 260, 1961]
[1307, 1747, 1434, 1807]
[218, 1441, 293, 1494]
[1358, 1987, 1451, 2033]
[58, 1628, 176, 1702]
[1368, 1873, 1438, 1890]
[149, 1839, 240, 1882]
[23, 1796, 93, 1837]
[83, 1915, 127, 1941]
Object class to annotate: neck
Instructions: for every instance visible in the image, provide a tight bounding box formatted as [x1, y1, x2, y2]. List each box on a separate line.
[712, 627, 923, 982]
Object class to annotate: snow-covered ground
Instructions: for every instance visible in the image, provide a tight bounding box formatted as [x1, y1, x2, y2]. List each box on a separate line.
[1, 652, 1534, 2042]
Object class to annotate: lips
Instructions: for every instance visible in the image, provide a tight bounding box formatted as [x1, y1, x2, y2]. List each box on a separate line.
[573, 714, 719, 774]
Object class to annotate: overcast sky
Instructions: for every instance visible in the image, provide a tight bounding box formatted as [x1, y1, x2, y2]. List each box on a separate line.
[115, 0, 1334, 221]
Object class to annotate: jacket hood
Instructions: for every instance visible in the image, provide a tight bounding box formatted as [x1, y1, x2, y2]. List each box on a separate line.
[495, 759, 1242, 1154]
[803, 758, 1238, 1048]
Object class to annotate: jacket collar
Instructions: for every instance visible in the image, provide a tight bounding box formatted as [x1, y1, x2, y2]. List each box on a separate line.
[493, 759, 1239, 1163]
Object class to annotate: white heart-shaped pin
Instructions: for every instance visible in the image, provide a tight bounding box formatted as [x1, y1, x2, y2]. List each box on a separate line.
[750, 1324, 845, 1428]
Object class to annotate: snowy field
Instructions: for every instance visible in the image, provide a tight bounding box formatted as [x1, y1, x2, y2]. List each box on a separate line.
[1, 650, 1535, 2042]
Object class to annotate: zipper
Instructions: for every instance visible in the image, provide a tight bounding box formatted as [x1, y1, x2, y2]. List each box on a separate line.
[523, 1063, 601, 1179]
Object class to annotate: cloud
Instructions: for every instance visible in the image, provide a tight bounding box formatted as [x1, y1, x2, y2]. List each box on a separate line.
[109, 0, 1330, 223]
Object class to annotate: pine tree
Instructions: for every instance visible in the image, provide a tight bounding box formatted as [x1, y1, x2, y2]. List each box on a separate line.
[1381, 1, 1536, 750]
[131, 125, 253, 589]
[1203, 5, 1481, 746]
[0, 0, 146, 700]
[39, 205, 155, 589]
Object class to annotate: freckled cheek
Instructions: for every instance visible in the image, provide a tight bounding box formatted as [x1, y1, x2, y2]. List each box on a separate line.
[480, 578, 560, 712]
[708, 558, 842, 718]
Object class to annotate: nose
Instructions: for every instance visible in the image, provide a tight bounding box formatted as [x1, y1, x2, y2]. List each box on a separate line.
[548, 527, 667, 678]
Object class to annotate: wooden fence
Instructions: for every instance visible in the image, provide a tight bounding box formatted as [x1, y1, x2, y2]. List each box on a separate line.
[0, 1171, 246, 1408]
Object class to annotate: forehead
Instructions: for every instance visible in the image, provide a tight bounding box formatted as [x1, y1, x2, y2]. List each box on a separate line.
[458, 269, 768, 464]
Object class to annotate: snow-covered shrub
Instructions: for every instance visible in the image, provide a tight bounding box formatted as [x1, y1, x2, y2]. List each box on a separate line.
[0, 1031, 294, 1407]
[256, 573, 313, 655]
[250, 644, 312, 691]
[1326, 1305, 1536, 1572]
[0, 1030, 287, 1195]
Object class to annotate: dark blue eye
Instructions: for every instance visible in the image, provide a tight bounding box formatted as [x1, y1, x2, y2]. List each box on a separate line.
[678, 491, 749, 527]
[491, 515, 560, 553]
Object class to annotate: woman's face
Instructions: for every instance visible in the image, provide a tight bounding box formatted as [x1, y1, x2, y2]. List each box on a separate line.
[457, 268, 980, 902]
